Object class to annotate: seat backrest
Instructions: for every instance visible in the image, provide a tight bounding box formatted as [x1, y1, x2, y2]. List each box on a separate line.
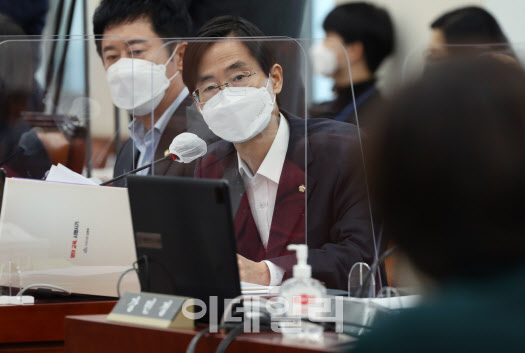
[21, 112, 87, 174]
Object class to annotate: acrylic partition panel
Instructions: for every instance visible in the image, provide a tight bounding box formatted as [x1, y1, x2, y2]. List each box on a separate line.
[143, 36, 379, 292]
[145, 37, 308, 289]
[0, 36, 140, 297]
[402, 42, 523, 83]
[302, 38, 378, 293]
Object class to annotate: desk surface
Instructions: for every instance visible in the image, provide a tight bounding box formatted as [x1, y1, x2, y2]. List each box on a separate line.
[65, 315, 353, 353]
[0, 299, 116, 349]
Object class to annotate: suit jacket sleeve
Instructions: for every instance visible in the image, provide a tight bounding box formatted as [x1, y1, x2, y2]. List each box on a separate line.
[307, 155, 375, 290]
[268, 129, 375, 290]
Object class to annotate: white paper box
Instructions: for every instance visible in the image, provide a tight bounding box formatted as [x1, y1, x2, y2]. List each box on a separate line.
[0, 179, 140, 296]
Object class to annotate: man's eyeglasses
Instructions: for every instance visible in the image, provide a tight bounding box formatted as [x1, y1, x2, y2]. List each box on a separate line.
[192, 71, 259, 104]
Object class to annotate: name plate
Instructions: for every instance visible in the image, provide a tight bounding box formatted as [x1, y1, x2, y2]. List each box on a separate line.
[107, 292, 195, 329]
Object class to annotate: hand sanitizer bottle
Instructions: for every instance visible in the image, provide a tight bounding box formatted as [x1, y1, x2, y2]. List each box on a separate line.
[278, 244, 327, 340]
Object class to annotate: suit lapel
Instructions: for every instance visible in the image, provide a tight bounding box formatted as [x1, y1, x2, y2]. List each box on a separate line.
[233, 192, 266, 261]
[224, 154, 245, 214]
[113, 139, 140, 187]
[266, 112, 315, 258]
[130, 143, 140, 171]
[266, 158, 306, 258]
[195, 141, 246, 214]
[118, 139, 140, 173]
[151, 96, 192, 176]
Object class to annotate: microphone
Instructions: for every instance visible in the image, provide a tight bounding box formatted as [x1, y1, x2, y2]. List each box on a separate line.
[100, 132, 207, 186]
[0, 129, 45, 167]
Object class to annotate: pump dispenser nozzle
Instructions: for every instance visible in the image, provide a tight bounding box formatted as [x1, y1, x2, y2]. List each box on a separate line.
[288, 244, 311, 278]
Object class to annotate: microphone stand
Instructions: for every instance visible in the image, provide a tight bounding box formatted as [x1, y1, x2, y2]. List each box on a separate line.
[100, 155, 172, 186]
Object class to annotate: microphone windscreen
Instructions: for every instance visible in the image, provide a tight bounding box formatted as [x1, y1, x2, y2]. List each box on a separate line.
[18, 129, 46, 157]
[169, 133, 207, 163]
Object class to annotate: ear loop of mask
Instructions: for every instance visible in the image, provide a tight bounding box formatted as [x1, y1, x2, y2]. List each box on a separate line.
[165, 44, 180, 81]
[265, 75, 277, 105]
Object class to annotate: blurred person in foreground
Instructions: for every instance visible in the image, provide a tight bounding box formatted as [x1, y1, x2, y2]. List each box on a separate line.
[429, 6, 510, 60]
[183, 16, 374, 289]
[351, 57, 525, 353]
[309, 2, 394, 131]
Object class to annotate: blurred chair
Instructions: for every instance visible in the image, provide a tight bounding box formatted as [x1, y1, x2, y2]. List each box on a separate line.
[21, 111, 86, 173]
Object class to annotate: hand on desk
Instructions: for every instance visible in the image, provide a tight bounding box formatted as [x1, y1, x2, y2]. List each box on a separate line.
[237, 254, 270, 285]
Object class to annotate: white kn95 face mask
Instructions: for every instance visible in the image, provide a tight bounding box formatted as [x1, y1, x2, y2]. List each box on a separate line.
[106, 45, 180, 116]
[200, 77, 276, 143]
[309, 42, 339, 76]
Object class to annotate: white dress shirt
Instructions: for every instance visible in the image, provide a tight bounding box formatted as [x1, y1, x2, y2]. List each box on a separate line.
[237, 113, 289, 285]
[129, 88, 189, 175]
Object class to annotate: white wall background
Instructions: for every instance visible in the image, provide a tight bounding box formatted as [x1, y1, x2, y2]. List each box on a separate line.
[486, 0, 525, 44]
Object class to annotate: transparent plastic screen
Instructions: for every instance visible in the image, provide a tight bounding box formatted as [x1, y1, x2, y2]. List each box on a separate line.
[403, 42, 523, 84]
[139, 36, 378, 292]
[303, 38, 378, 292]
[0, 36, 139, 297]
[141, 37, 308, 288]
[0, 35, 140, 183]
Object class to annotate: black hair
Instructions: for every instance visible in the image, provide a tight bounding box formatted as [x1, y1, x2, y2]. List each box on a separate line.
[431, 6, 508, 44]
[323, 2, 394, 73]
[370, 57, 525, 281]
[0, 13, 25, 36]
[182, 15, 276, 93]
[92, 0, 193, 56]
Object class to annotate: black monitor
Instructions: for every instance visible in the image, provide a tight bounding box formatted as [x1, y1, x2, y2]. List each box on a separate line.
[126, 175, 242, 322]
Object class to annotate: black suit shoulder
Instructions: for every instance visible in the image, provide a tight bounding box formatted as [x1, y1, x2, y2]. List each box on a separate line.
[292, 115, 364, 167]
[306, 116, 362, 144]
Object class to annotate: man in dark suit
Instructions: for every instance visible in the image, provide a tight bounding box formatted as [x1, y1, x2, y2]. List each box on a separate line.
[93, 0, 216, 187]
[111, 100, 214, 186]
[182, 16, 374, 290]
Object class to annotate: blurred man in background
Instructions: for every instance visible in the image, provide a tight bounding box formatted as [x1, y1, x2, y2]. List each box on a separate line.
[309, 2, 394, 131]
[93, 0, 215, 187]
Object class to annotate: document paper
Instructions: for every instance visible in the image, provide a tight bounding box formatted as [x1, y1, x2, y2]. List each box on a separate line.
[0, 178, 140, 296]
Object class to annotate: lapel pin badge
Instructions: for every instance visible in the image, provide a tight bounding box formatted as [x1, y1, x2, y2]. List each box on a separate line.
[164, 149, 170, 157]
[299, 185, 306, 193]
